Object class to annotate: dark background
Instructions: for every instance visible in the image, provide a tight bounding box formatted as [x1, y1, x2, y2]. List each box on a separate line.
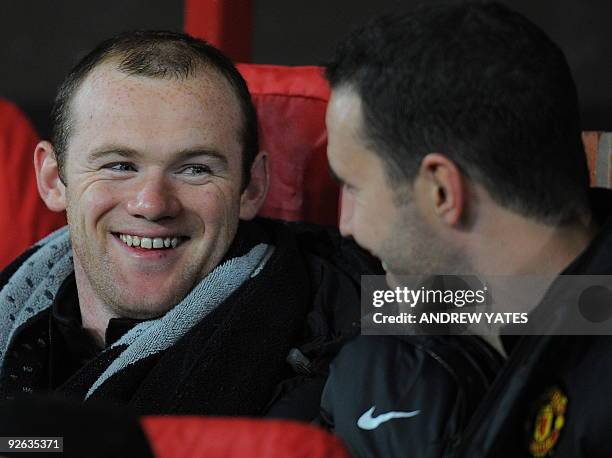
[1, 0, 610, 138]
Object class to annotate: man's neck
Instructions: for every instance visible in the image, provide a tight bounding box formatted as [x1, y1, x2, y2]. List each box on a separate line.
[72, 261, 115, 349]
[469, 205, 598, 277]
[464, 205, 598, 348]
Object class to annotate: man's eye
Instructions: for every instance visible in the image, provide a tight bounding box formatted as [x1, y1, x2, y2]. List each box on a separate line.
[179, 164, 212, 176]
[105, 162, 136, 172]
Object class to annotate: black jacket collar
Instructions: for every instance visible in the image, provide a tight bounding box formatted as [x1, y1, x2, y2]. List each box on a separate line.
[561, 187, 612, 276]
[501, 188, 612, 353]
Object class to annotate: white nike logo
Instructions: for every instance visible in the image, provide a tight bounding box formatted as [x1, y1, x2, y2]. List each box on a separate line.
[357, 406, 420, 430]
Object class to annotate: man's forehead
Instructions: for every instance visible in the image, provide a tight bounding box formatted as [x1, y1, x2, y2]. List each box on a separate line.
[327, 87, 372, 170]
[326, 86, 397, 192]
[74, 61, 237, 108]
[65, 61, 244, 149]
[61, 61, 245, 165]
[327, 87, 364, 134]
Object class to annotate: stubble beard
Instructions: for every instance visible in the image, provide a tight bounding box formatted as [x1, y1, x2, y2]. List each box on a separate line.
[379, 205, 468, 279]
[67, 219, 200, 320]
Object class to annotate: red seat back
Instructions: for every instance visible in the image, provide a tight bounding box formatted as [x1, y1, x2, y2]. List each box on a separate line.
[237, 64, 340, 225]
[0, 100, 65, 269]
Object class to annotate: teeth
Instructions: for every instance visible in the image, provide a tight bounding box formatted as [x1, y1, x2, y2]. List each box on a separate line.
[117, 233, 182, 250]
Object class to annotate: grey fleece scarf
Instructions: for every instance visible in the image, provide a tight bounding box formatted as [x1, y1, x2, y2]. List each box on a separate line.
[0, 226, 272, 399]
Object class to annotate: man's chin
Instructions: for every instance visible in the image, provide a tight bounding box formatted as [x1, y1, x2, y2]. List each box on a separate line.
[106, 284, 190, 319]
[112, 299, 177, 320]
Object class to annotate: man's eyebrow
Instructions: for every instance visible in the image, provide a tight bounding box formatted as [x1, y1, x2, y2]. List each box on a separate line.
[173, 148, 228, 166]
[86, 147, 228, 166]
[87, 147, 142, 162]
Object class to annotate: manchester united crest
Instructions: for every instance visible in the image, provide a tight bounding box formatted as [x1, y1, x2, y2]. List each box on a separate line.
[528, 387, 568, 457]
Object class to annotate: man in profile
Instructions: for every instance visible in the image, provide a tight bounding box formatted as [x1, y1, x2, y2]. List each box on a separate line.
[322, 2, 610, 456]
[0, 31, 372, 419]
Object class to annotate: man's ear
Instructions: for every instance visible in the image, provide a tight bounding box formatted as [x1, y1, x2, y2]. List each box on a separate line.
[239, 152, 269, 220]
[417, 152, 466, 226]
[34, 141, 67, 212]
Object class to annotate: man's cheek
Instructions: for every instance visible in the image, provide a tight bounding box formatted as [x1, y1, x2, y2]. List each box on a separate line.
[87, 193, 116, 216]
[76, 182, 118, 217]
[197, 186, 239, 223]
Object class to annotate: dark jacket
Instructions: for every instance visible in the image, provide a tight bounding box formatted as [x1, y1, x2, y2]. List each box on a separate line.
[0, 218, 381, 419]
[318, 334, 502, 457]
[458, 188, 612, 457]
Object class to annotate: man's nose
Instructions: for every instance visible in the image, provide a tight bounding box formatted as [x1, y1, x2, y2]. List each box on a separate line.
[338, 189, 354, 238]
[126, 172, 181, 221]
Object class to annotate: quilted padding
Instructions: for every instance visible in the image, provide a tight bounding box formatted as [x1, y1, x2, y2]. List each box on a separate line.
[237, 64, 340, 225]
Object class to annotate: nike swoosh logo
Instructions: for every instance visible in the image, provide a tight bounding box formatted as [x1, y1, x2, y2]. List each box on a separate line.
[357, 406, 420, 430]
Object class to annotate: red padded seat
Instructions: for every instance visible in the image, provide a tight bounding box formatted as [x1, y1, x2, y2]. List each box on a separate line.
[237, 64, 340, 226]
[142, 417, 350, 458]
[0, 100, 65, 269]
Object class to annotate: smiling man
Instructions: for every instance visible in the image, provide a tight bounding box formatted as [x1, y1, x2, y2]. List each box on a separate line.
[0, 31, 373, 418]
[39, 36, 263, 348]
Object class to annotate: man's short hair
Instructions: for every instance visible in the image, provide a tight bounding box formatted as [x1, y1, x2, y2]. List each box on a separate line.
[326, 2, 590, 225]
[51, 30, 258, 188]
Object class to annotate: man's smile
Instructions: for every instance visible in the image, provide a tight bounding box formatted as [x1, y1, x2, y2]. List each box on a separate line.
[115, 232, 189, 250]
[110, 232, 192, 261]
